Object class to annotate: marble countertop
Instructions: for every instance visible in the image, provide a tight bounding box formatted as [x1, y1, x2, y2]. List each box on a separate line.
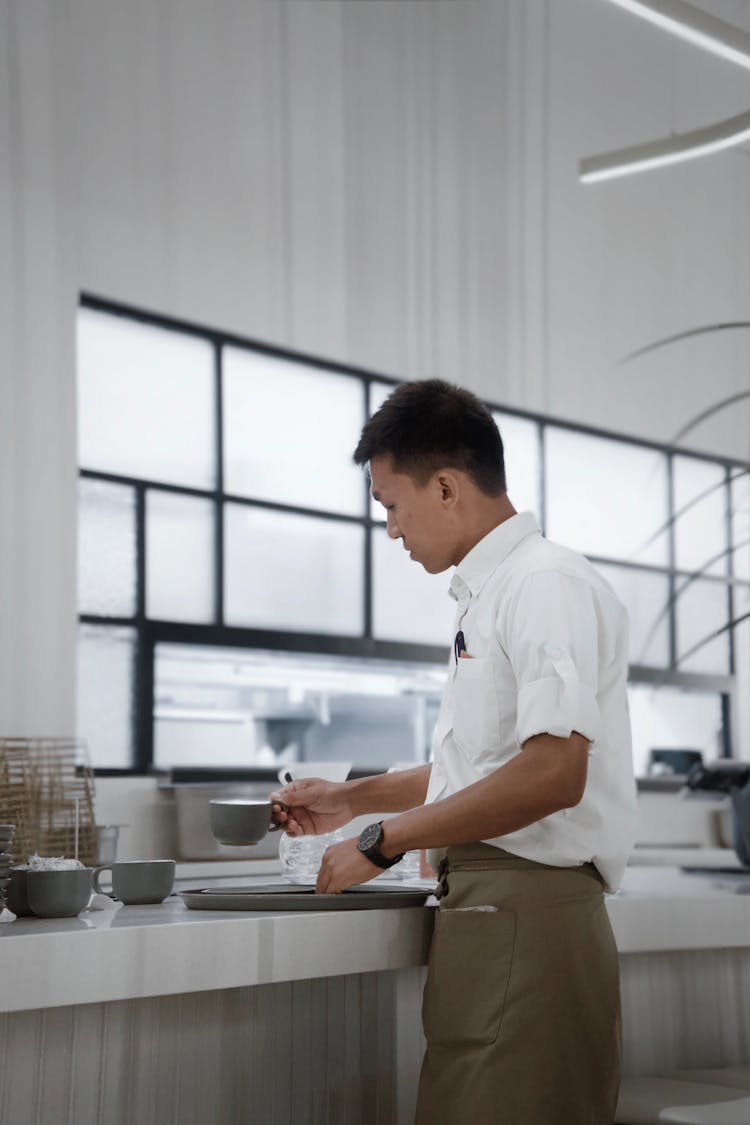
[3, 864, 750, 1015]
[0, 874, 435, 1015]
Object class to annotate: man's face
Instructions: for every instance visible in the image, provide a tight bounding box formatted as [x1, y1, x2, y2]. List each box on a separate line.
[369, 454, 456, 574]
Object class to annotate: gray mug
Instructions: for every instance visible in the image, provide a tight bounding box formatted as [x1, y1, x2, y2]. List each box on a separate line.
[93, 859, 175, 905]
[27, 868, 93, 918]
[210, 798, 285, 846]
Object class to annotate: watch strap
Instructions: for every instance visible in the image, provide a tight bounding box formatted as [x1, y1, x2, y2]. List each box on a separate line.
[357, 821, 405, 869]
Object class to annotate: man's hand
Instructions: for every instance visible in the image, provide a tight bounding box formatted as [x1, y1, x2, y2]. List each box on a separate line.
[270, 778, 353, 837]
[315, 837, 380, 894]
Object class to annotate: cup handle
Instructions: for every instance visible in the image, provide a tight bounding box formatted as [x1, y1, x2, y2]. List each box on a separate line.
[92, 865, 112, 894]
[269, 800, 288, 832]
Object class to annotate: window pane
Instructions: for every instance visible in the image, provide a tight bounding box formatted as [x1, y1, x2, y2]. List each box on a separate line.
[732, 471, 750, 582]
[77, 307, 216, 488]
[673, 456, 727, 578]
[223, 348, 365, 515]
[627, 682, 723, 778]
[593, 563, 670, 668]
[545, 428, 669, 566]
[493, 412, 540, 521]
[225, 504, 364, 635]
[675, 578, 730, 674]
[77, 624, 136, 768]
[372, 527, 455, 647]
[368, 382, 398, 522]
[146, 491, 215, 623]
[78, 479, 137, 617]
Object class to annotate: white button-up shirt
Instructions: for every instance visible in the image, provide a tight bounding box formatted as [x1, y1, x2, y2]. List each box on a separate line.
[425, 511, 637, 891]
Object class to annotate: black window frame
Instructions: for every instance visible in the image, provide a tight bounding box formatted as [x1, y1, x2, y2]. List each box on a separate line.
[77, 293, 749, 775]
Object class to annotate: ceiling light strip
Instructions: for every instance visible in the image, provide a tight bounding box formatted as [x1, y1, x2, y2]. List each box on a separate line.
[603, 0, 750, 71]
[580, 108, 750, 183]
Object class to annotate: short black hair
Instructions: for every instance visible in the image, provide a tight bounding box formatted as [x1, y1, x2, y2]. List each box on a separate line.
[353, 379, 506, 495]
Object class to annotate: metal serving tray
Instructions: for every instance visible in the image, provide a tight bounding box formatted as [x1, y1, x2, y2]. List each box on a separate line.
[180, 883, 431, 911]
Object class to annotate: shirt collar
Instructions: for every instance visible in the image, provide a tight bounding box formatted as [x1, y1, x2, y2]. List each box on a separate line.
[449, 511, 540, 603]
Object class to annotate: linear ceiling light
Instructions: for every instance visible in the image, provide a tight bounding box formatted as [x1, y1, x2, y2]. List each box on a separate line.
[602, 0, 750, 71]
[580, 107, 750, 182]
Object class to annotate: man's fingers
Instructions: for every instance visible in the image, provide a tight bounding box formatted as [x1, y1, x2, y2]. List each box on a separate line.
[277, 779, 316, 803]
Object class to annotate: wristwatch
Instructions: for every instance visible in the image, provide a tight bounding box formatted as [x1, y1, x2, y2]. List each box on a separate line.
[356, 821, 405, 869]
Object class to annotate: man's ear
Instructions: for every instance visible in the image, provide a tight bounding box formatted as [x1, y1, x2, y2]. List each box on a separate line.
[436, 471, 460, 507]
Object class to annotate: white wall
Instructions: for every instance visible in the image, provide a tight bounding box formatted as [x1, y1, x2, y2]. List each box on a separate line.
[1, 0, 748, 743]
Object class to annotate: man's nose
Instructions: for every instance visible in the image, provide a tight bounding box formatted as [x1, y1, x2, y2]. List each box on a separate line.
[386, 511, 401, 540]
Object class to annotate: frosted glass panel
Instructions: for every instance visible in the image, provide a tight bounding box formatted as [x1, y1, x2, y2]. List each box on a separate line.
[673, 456, 727, 578]
[675, 578, 730, 674]
[627, 683, 723, 778]
[78, 479, 136, 617]
[593, 563, 670, 668]
[146, 491, 215, 623]
[493, 412, 540, 520]
[225, 504, 364, 634]
[372, 527, 455, 646]
[77, 307, 215, 488]
[732, 471, 750, 581]
[76, 624, 136, 768]
[223, 348, 364, 515]
[545, 429, 669, 566]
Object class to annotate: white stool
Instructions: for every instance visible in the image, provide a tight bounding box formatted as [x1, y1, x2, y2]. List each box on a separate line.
[616, 1076, 750, 1124]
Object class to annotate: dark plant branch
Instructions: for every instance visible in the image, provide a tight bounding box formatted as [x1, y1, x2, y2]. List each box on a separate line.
[674, 611, 750, 671]
[619, 323, 750, 365]
[670, 391, 750, 447]
[636, 537, 750, 665]
[617, 322, 750, 457]
[629, 469, 749, 562]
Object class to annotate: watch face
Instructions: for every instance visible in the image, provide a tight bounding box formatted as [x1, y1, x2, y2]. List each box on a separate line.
[358, 822, 383, 852]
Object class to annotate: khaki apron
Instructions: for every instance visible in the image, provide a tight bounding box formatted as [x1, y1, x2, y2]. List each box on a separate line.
[415, 844, 621, 1125]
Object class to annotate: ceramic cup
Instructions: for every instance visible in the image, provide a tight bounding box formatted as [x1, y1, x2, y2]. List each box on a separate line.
[27, 868, 93, 918]
[210, 799, 284, 847]
[92, 859, 175, 905]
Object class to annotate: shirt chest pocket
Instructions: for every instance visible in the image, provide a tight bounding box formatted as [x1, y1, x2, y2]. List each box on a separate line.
[451, 657, 502, 762]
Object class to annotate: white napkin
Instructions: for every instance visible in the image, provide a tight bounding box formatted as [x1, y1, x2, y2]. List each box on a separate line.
[86, 892, 118, 912]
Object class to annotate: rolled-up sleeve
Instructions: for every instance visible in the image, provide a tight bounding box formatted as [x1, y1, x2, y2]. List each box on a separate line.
[502, 570, 602, 748]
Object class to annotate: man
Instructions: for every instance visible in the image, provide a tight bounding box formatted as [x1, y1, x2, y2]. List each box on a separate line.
[272, 379, 636, 1124]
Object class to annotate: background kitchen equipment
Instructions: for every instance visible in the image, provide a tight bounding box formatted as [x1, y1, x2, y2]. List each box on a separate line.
[0, 738, 97, 865]
[95, 824, 125, 864]
[648, 749, 705, 778]
[685, 761, 750, 866]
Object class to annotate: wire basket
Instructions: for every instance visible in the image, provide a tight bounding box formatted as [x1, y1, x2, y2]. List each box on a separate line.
[0, 738, 97, 865]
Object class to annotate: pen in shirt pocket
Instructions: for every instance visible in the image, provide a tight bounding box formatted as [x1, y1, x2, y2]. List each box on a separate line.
[453, 630, 474, 661]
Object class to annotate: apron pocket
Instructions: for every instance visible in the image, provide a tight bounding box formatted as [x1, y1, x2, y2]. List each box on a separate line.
[422, 907, 517, 1047]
